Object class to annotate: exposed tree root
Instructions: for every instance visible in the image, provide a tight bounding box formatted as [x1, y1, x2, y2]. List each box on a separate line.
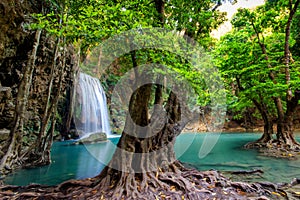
[0, 162, 291, 200]
[244, 136, 273, 149]
[245, 139, 300, 160]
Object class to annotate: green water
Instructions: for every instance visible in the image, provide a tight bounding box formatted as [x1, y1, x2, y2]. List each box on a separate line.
[3, 133, 300, 186]
[176, 133, 300, 183]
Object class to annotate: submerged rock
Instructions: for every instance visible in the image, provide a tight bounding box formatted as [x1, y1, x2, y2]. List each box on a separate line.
[73, 132, 107, 144]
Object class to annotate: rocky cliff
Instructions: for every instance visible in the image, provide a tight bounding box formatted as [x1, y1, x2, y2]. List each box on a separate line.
[0, 0, 76, 175]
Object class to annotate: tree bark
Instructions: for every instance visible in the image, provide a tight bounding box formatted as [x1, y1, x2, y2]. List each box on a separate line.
[276, 90, 300, 148]
[284, 0, 300, 101]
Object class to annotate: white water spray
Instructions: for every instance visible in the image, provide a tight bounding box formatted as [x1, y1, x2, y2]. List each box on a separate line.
[74, 73, 112, 138]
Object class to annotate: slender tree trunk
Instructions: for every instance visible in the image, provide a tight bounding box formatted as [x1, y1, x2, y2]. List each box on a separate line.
[245, 98, 273, 148]
[37, 37, 61, 145]
[243, 108, 254, 132]
[33, 40, 68, 165]
[42, 43, 67, 163]
[276, 90, 300, 148]
[0, 29, 42, 174]
[24, 37, 61, 165]
[284, 0, 300, 101]
[97, 46, 102, 78]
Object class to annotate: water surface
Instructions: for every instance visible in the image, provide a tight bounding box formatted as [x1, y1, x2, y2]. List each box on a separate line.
[3, 133, 300, 185]
[177, 133, 300, 183]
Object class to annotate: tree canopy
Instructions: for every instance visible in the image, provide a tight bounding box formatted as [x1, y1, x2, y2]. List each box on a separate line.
[214, 0, 300, 147]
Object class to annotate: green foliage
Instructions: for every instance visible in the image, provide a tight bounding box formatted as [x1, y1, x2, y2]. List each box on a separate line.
[164, 0, 226, 48]
[28, 0, 232, 114]
[214, 0, 300, 123]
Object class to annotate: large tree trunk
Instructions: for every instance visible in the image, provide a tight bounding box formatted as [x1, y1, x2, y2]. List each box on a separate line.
[92, 80, 186, 198]
[81, 44, 198, 198]
[276, 90, 300, 149]
[273, 0, 300, 149]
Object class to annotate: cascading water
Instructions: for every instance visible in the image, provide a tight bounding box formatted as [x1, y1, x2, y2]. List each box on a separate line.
[74, 72, 111, 138]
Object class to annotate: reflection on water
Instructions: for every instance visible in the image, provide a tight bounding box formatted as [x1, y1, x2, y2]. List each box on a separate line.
[3, 133, 300, 185]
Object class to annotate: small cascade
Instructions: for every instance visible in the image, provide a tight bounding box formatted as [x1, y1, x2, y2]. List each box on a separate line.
[74, 73, 111, 138]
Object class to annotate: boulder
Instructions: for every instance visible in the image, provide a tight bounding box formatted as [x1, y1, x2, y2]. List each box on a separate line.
[73, 132, 107, 144]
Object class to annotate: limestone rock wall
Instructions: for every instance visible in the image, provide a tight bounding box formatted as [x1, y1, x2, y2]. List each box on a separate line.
[0, 0, 75, 150]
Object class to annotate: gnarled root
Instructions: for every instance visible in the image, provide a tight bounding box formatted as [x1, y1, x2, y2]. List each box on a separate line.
[0, 162, 289, 200]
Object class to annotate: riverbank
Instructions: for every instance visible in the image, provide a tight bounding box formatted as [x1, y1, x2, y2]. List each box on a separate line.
[183, 118, 300, 134]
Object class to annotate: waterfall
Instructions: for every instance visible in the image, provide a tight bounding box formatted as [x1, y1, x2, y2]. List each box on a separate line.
[74, 73, 111, 138]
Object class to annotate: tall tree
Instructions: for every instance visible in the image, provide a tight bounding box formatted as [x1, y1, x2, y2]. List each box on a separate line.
[214, 30, 277, 142]
[216, 0, 300, 149]
[276, 0, 300, 146]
